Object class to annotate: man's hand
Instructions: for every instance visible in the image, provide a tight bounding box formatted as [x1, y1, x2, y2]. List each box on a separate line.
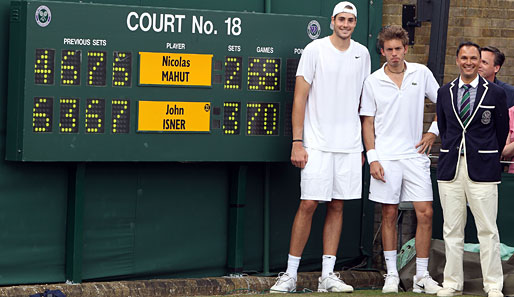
[370, 161, 385, 182]
[415, 132, 437, 154]
[291, 143, 308, 168]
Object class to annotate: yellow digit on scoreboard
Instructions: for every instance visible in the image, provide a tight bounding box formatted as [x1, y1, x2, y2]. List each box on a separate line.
[32, 97, 53, 132]
[85, 99, 105, 133]
[246, 102, 279, 136]
[61, 50, 81, 86]
[247, 57, 281, 91]
[223, 102, 240, 135]
[59, 98, 79, 133]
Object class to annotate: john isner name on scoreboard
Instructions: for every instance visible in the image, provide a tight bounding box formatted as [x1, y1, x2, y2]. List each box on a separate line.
[163, 104, 189, 130]
[138, 101, 210, 132]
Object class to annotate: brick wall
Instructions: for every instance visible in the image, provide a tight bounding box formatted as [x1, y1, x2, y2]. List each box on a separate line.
[444, 0, 514, 84]
[382, 0, 514, 85]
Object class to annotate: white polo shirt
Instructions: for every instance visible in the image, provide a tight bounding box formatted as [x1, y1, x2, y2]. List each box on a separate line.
[360, 61, 439, 160]
[297, 37, 371, 153]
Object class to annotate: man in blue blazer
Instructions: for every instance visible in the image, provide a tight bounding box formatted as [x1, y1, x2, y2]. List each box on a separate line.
[436, 42, 509, 297]
[478, 46, 514, 108]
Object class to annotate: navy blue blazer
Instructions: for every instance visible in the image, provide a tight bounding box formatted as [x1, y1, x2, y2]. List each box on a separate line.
[436, 76, 509, 182]
[494, 78, 514, 108]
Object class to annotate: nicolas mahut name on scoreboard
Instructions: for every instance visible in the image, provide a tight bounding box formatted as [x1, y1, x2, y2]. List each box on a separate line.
[139, 52, 213, 86]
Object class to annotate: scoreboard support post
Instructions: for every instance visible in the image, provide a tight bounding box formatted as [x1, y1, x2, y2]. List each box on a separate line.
[263, 162, 271, 275]
[227, 165, 247, 273]
[65, 163, 86, 283]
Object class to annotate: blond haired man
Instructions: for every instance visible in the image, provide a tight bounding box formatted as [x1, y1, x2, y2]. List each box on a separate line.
[360, 25, 441, 294]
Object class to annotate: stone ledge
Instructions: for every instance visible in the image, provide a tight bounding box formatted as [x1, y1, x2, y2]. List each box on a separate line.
[0, 270, 384, 297]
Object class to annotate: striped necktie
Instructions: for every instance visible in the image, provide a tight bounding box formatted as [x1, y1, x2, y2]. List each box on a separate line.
[459, 84, 472, 126]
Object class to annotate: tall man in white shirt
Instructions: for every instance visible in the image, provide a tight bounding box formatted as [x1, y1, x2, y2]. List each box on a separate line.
[360, 26, 442, 294]
[270, 1, 370, 293]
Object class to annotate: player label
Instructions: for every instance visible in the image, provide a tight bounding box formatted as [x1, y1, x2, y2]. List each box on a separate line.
[139, 52, 213, 86]
[138, 101, 211, 132]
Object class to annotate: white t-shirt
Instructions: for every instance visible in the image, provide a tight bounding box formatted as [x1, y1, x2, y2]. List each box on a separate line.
[360, 61, 439, 160]
[296, 37, 371, 153]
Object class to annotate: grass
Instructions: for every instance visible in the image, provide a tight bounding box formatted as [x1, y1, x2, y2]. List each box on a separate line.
[219, 289, 483, 297]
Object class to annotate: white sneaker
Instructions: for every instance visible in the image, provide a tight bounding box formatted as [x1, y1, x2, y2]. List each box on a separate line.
[317, 272, 353, 293]
[488, 289, 504, 297]
[437, 287, 462, 297]
[382, 273, 400, 293]
[270, 272, 296, 293]
[413, 271, 442, 294]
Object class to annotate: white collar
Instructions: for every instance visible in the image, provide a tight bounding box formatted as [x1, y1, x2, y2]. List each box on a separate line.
[458, 75, 479, 88]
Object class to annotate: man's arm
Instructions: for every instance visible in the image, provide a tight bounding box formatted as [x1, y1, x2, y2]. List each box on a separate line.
[361, 116, 385, 182]
[416, 68, 440, 154]
[290, 76, 310, 168]
[416, 114, 437, 154]
[436, 88, 447, 140]
[502, 132, 514, 158]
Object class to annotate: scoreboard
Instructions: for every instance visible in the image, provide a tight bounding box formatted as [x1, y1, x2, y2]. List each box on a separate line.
[6, 1, 329, 161]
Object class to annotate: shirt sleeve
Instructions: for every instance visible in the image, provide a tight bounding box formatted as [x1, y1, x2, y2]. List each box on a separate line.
[425, 66, 439, 103]
[296, 41, 317, 84]
[359, 77, 376, 116]
[362, 50, 371, 85]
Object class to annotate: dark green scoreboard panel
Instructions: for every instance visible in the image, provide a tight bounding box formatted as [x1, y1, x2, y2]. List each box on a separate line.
[6, 0, 329, 161]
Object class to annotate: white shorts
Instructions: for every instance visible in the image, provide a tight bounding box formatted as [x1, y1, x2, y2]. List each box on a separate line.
[300, 148, 362, 201]
[369, 155, 433, 204]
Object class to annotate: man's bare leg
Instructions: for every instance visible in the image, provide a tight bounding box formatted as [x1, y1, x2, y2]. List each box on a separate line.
[322, 200, 344, 255]
[289, 199, 319, 256]
[413, 201, 433, 277]
[320, 200, 344, 279]
[381, 204, 399, 274]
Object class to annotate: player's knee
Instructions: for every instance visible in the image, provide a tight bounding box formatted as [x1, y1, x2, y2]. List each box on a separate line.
[326, 200, 343, 213]
[381, 206, 398, 223]
[298, 200, 318, 215]
[416, 207, 433, 224]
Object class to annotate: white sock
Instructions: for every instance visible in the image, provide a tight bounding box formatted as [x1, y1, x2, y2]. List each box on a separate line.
[416, 257, 429, 278]
[285, 254, 301, 280]
[321, 255, 336, 279]
[384, 250, 398, 276]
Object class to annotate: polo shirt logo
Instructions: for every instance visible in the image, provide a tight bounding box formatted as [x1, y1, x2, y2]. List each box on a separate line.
[412, 82, 417, 85]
